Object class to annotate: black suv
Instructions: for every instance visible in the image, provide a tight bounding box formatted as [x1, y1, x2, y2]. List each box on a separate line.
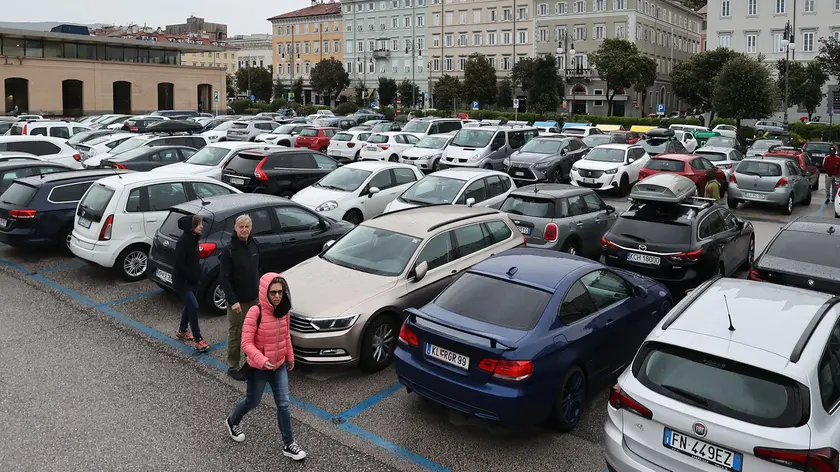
[147, 193, 354, 313]
[0, 169, 133, 252]
[100, 145, 197, 171]
[221, 148, 340, 197]
[601, 198, 755, 295]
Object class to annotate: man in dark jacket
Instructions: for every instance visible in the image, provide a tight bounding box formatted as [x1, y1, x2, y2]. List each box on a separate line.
[220, 214, 260, 380]
[174, 214, 209, 352]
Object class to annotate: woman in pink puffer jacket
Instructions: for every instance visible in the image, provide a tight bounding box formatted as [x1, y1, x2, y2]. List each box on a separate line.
[224, 272, 306, 461]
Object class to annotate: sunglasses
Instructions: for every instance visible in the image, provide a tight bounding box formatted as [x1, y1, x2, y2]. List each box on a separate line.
[268, 290, 284, 296]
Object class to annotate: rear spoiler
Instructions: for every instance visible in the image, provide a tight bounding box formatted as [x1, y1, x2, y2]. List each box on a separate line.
[404, 308, 516, 350]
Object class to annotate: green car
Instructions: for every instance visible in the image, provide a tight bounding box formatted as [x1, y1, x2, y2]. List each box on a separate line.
[693, 130, 721, 147]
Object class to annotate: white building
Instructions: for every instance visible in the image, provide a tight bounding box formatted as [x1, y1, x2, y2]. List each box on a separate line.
[228, 33, 274, 73]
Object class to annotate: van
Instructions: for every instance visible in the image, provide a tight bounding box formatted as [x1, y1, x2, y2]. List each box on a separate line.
[400, 117, 463, 138]
[440, 126, 540, 170]
[8, 120, 91, 139]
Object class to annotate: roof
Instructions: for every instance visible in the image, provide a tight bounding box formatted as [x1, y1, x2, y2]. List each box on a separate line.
[0, 161, 70, 171]
[512, 183, 590, 198]
[785, 216, 840, 234]
[431, 167, 506, 180]
[343, 161, 416, 171]
[470, 248, 597, 292]
[694, 146, 735, 153]
[595, 143, 636, 150]
[651, 153, 698, 162]
[666, 278, 832, 358]
[365, 205, 503, 237]
[107, 146, 197, 162]
[764, 150, 801, 157]
[93, 171, 223, 188]
[0, 135, 70, 145]
[174, 193, 290, 217]
[0, 27, 225, 53]
[268, 2, 342, 20]
[17, 169, 134, 186]
[204, 142, 282, 151]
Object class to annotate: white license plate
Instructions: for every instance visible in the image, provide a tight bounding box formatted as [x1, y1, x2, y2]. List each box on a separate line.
[627, 252, 660, 265]
[514, 171, 525, 176]
[0, 218, 7, 227]
[155, 269, 173, 284]
[78, 216, 92, 228]
[366, 146, 378, 152]
[582, 177, 596, 184]
[744, 192, 766, 200]
[230, 178, 245, 186]
[663, 428, 742, 471]
[517, 226, 531, 235]
[425, 343, 469, 370]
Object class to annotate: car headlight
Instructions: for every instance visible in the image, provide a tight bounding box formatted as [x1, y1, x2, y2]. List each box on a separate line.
[503, 158, 510, 167]
[207, 135, 219, 141]
[315, 201, 339, 212]
[309, 314, 360, 331]
[469, 152, 481, 161]
[534, 159, 553, 170]
[604, 168, 619, 174]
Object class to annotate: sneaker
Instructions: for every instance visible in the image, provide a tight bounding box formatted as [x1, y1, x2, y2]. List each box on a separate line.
[225, 417, 244, 442]
[827, 199, 831, 204]
[283, 442, 306, 461]
[194, 339, 210, 353]
[227, 368, 246, 381]
[176, 331, 194, 342]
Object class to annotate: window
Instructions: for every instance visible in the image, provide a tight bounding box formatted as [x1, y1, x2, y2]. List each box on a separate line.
[460, 179, 487, 204]
[416, 232, 455, 270]
[484, 176, 507, 198]
[804, 0, 814, 13]
[746, 34, 757, 53]
[614, 0, 626, 9]
[719, 34, 731, 48]
[48, 182, 92, 203]
[125, 187, 143, 213]
[274, 206, 322, 233]
[773, 33, 784, 52]
[517, 30, 528, 44]
[594, 24, 605, 40]
[445, 34, 453, 47]
[565, 195, 587, 216]
[433, 12, 441, 26]
[459, 57, 466, 70]
[580, 270, 630, 310]
[147, 183, 187, 211]
[556, 2, 567, 14]
[803, 32, 815, 52]
[503, 31, 512, 45]
[817, 321, 840, 411]
[392, 168, 418, 185]
[574, 0, 586, 13]
[537, 28, 548, 42]
[615, 23, 625, 38]
[581, 192, 606, 212]
[488, 32, 497, 45]
[502, 56, 511, 70]
[417, 15, 425, 26]
[446, 11, 453, 24]
[720, 0, 730, 17]
[698, 211, 725, 239]
[559, 281, 597, 325]
[473, 33, 483, 45]
[191, 182, 234, 198]
[459, 10, 467, 23]
[490, 9, 497, 21]
[503, 8, 512, 20]
[595, 0, 606, 11]
[453, 224, 492, 257]
[776, 0, 785, 14]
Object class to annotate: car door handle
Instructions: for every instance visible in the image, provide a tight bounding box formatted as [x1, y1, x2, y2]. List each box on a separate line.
[451, 269, 458, 274]
[146, 218, 157, 223]
[288, 237, 297, 242]
[576, 222, 584, 227]
[605, 319, 614, 326]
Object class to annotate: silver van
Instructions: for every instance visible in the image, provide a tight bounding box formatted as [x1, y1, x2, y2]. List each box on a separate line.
[440, 126, 540, 170]
[400, 117, 463, 138]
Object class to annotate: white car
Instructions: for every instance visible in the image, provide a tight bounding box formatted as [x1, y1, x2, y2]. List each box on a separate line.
[315, 110, 335, 117]
[0, 136, 82, 169]
[75, 133, 133, 162]
[255, 124, 314, 147]
[693, 146, 744, 175]
[359, 132, 421, 162]
[712, 124, 738, 138]
[384, 168, 516, 213]
[70, 173, 241, 281]
[0, 151, 41, 163]
[6, 120, 91, 139]
[569, 144, 650, 196]
[201, 121, 238, 143]
[86, 134, 209, 168]
[673, 130, 698, 153]
[400, 132, 456, 172]
[150, 142, 284, 180]
[326, 130, 374, 162]
[292, 161, 423, 224]
[561, 126, 604, 138]
[605, 278, 840, 472]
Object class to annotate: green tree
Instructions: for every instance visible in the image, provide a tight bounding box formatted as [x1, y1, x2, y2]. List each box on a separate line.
[291, 77, 304, 103]
[377, 77, 398, 107]
[800, 61, 829, 120]
[273, 78, 287, 99]
[462, 53, 498, 108]
[497, 78, 514, 109]
[397, 80, 421, 108]
[681, 0, 707, 9]
[818, 36, 840, 82]
[589, 38, 646, 116]
[433, 75, 462, 111]
[511, 55, 561, 114]
[671, 48, 742, 122]
[234, 66, 273, 102]
[226, 74, 236, 97]
[776, 60, 828, 120]
[631, 55, 657, 117]
[775, 59, 806, 108]
[310, 58, 350, 105]
[511, 57, 536, 93]
[713, 55, 776, 128]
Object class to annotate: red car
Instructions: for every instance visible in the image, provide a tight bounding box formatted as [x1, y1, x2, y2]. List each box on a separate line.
[763, 149, 820, 190]
[609, 130, 642, 144]
[638, 153, 727, 195]
[295, 127, 341, 152]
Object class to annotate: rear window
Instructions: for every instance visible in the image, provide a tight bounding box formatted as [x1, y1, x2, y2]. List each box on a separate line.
[78, 184, 115, 222]
[299, 128, 318, 137]
[434, 273, 552, 331]
[9, 124, 23, 135]
[737, 161, 782, 177]
[804, 143, 832, 153]
[645, 159, 685, 172]
[635, 342, 808, 427]
[332, 133, 352, 142]
[500, 195, 556, 218]
[694, 151, 728, 162]
[226, 152, 264, 174]
[563, 128, 585, 136]
[230, 123, 248, 129]
[368, 134, 388, 144]
[1, 182, 38, 206]
[159, 210, 195, 238]
[766, 230, 840, 267]
[613, 208, 693, 244]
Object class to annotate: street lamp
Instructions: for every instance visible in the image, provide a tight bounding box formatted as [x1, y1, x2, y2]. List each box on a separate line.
[556, 40, 575, 114]
[782, 20, 796, 125]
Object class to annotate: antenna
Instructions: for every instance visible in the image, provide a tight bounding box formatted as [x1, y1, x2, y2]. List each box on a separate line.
[724, 295, 735, 332]
[111, 165, 122, 179]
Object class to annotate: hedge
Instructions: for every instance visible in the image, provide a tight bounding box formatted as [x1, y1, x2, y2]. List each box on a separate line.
[788, 122, 840, 141]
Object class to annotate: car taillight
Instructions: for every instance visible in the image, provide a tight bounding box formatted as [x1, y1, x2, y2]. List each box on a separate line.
[112, 163, 126, 169]
[608, 384, 652, 419]
[9, 209, 36, 219]
[73, 153, 82, 162]
[22, 124, 27, 135]
[776, 177, 789, 187]
[398, 323, 419, 347]
[129, 127, 139, 131]
[601, 236, 617, 250]
[99, 215, 114, 241]
[729, 173, 737, 183]
[477, 359, 533, 381]
[667, 248, 704, 262]
[837, 187, 840, 197]
[753, 446, 839, 472]
[748, 268, 763, 281]
[544, 223, 558, 241]
[378, 144, 390, 150]
[254, 158, 268, 181]
[347, 142, 356, 148]
[638, 169, 650, 179]
[198, 242, 217, 258]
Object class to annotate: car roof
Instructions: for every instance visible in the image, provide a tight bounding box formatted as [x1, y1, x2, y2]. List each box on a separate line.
[511, 183, 590, 198]
[93, 171, 223, 188]
[784, 216, 840, 234]
[408, 117, 460, 122]
[651, 153, 698, 162]
[366, 205, 503, 237]
[173, 193, 290, 218]
[204, 141, 279, 151]
[470, 248, 598, 292]
[0, 136, 70, 145]
[0, 161, 68, 171]
[342, 161, 416, 171]
[108, 146, 196, 161]
[595, 143, 635, 150]
[432, 167, 507, 180]
[17, 169, 134, 186]
[695, 146, 734, 153]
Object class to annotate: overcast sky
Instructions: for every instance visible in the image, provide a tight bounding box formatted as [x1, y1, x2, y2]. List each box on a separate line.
[4, 0, 312, 35]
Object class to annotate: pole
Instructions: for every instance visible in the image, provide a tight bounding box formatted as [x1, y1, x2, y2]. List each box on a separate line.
[784, 21, 790, 125]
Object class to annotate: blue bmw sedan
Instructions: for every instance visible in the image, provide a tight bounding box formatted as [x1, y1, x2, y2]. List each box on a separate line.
[394, 248, 672, 430]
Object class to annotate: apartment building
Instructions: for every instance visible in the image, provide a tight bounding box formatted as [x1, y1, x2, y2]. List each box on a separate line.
[535, 0, 702, 117]
[269, 1, 344, 105]
[228, 34, 273, 74]
[706, 0, 840, 121]
[699, 4, 706, 51]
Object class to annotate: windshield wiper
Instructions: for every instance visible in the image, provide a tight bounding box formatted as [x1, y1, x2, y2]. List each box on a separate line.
[321, 185, 345, 191]
[506, 209, 523, 215]
[660, 385, 709, 407]
[400, 197, 426, 205]
[738, 170, 758, 176]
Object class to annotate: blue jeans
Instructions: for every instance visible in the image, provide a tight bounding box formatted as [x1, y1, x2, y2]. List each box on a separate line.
[177, 287, 202, 341]
[230, 366, 294, 445]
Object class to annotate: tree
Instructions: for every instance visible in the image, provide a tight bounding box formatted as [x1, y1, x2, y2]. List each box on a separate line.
[589, 38, 646, 116]
[234, 66, 273, 102]
[671, 48, 742, 122]
[377, 77, 398, 107]
[397, 80, 421, 108]
[497, 78, 514, 109]
[462, 53, 497, 108]
[775, 59, 806, 108]
[273, 78, 287, 99]
[226, 74, 236, 98]
[310, 58, 350, 105]
[681, 0, 707, 9]
[510, 56, 561, 114]
[433, 75, 462, 110]
[800, 61, 829, 120]
[291, 77, 304, 103]
[713, 55, 776, 128]
[818, 36, 840, 82]
[631, 55, 657, 117]
[511, 57, 536, 93]
[776, 60, 828, 120]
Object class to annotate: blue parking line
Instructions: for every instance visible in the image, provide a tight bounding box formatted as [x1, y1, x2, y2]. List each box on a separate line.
[338, 422, 454, 472]
[816, 202, 828, 216]
[35, 262, 85, 274]
[99, 289, 163, 307]
[208, 340, 228, 352]
[338, 382, 403, 419]
[0, 256, 31, 275]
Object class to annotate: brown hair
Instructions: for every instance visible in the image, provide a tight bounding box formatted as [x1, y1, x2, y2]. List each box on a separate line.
[191, 214, 203, 230]
[705, 168, 717, 180]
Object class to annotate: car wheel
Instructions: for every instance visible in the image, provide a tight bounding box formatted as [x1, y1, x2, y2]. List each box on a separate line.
[741, 235, 755, 270]
[554, 366, 587, 432]
[432, 158, 440, 171]
[560, 239, 580, 256]
[812, 179, 819, 190]
[359, 314, 399, 373]
[354, 151, 361, 161]
[782, 194, 794, 215]
[58, 226, 74, 255]
[205, 281, 227, 315]
[618, 175, 630, 197]
[389, 154, 399, 162]
[320, 147, 328, 153]
[117, 245, 149, 282]
[659, 300, 673, 317]
[727, 198, 739, 209]
[343, 209, 363, 225]
[804, 188, 812, 206]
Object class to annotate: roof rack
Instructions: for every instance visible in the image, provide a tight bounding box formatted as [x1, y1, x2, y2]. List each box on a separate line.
[369, 202, 451, 220]
[427, 209, 499, 232]
[661, 276, 721, 330]
[790, 296, 840, 363]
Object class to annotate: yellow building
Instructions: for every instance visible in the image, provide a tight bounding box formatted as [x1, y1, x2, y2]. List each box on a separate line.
[269, 1, 343, 105]
[182, 48, 237, 73]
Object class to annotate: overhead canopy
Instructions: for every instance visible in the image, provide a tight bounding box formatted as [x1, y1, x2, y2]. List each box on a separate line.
[630, 125, 657, 133]
[596, 124, 622, 131]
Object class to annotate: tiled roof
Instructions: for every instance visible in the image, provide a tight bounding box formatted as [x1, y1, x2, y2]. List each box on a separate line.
[268, 2, 342, 21]
[94, 32, 239, 49]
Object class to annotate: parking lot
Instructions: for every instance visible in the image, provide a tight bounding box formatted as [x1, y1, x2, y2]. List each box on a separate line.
[0, 193, 834, 472]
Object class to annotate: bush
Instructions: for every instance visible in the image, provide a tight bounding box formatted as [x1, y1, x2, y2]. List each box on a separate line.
[334, 102, 358, 115]
[231, 99, 251, 114]
[789, 122, 840, 141]
[710, 118, 737, 127]
[737, 126, 757, 144]
[269, 98, 286, 111]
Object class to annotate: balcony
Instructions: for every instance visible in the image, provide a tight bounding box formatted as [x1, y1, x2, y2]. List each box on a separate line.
[373, 49, 391, 59]
[562, 67, 594, 79]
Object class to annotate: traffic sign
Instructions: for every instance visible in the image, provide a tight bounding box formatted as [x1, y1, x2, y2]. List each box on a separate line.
[472, 101, 479, 111]
[513, 99, 519, 109]
[397, 99, 401, 105]
[632, 99, 638, 106]
[657, 104, 665, 115]
[250, 95, 255, 101]
[370, 101, 376, 108]
[214, 91, 220, 103]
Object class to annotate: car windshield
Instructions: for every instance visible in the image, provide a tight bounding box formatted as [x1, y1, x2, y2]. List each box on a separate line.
[367, 134, 389, 144]
[751, 140, 782, 151]
[322, 226, 421, 277]
[694, 151, 728, 162]
[185, 146, 230, 166]
[452, 129, 495, 147]
[640, 139, 670, 154]
[520, 139, 563, 154]
[586, 147, 626, 163]
[645, 158, 685, 171]
[211, 121, 235, 132]
[402, 121, 431, 133]
[416, 136, 449, 149]
[299, 128, 318, 137]
[563, 128, 585, 136]
[582, 136, 612, 147]
[804, 143, 833, 153]
[331, 133, 353, 142]
[314, 167, 372, 192]
[737, 161, 782, 177]
[705, 137, 736, 148]
[371, 123, 395, 132]
[435, 273, 552, 330]
[272, 125, 296, 135]
[78, 183, 115, 222]
[765, 230, 840, 267]
[399, 175, 465, 205]
[500, 195, 555, 218]
[67, 131, 102, 146]
[86, 135, 121, 146]
[109, 137, 149, 154]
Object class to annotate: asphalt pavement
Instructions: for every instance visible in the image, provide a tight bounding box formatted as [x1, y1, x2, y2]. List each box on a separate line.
[0, 192, 834, 472]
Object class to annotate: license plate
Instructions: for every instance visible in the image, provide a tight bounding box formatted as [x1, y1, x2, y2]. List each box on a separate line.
[744, 192, 766, 200]
[425, 343, 469, 370]
[366, 146, 378, 152]
[0, 218, 7, 227]
[78, 216, 91, 228]
[155, 269, 173, 284]
[230, 178, 245, 186]
[627, 252, 660, 265]
[813, 153, 825, 157]
[517, 226, 531, 235]
[514, 171, 524, 176]
[663, 428, 742, 471]
[582, 177, 596, 184]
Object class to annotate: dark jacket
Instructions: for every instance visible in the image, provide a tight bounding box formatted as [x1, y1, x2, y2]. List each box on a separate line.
[174, 215, 201, 288]
[220, 234, 261, 305]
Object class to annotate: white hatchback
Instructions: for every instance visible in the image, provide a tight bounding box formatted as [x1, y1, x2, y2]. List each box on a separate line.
[0, 136, 82, 169]
[75, 133, 133, 162]
[570, 144, 650, 196]
[292, 161, 423, 224]
[359, 132, 420, 162]
[150, 142, 285, 181]
[384, 168, 516, 213]
[70, 173, 240, 281]
[326, 130, 373, 162]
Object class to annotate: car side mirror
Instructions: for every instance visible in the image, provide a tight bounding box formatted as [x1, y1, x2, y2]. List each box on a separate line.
[628, 157, 635, 163]
[634, 285, 648, 298]
[560, 149, 567, 156]
[412, 260, 429, 282]
[736, 220, 745, 231]
[322, 240, 335, 253]
[466, 197, 476, 207]
[367, 186, 380, 197]
[605, 205, 615, 214]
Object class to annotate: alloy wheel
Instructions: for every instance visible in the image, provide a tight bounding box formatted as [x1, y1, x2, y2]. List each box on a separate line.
[560, 371, 586, 425]
[371, 323, 395, 363]
[788, 196, 793, 214]
[213, 285, 228, 311]
[123, 250, 148, 277]
[567, 246, 577, 255]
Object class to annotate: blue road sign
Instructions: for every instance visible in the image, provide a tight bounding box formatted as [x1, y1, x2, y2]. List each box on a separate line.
[472, 101, 479, 111]
[370, 101, 376, 108]
[832, 108, 835, 117]
[513, 99, 519, 109]
[250, 95, 255, 101]
[657, 104, 665, 114]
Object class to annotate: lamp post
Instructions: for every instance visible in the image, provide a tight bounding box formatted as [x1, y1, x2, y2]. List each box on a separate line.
[556, 39, 575, 114]
[782, 20, 796, 126]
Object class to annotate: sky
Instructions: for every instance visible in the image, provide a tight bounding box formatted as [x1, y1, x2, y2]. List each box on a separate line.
[4, 0, 312, 35]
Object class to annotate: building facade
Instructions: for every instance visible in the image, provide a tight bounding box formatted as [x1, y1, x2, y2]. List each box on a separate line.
[166, 16, 228, 40]
[534, 0, 702, 117]
[706, 0, 840, 121]
[228, 34, 274, 74]
[698, 4, 706, 51]
[269, 1, 344, 106]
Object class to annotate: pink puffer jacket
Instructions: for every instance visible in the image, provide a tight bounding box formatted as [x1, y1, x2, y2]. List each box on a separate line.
[241, 272, 294, 370]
